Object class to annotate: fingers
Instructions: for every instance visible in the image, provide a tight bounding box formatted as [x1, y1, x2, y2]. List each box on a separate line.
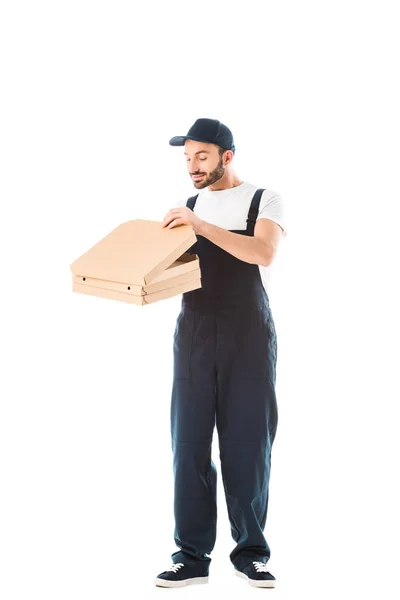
[162, 215, 181, 228]
[162, 208, 183, 228]
[165, 218, 180, 228]
[162, 208, 176, 219]
[162, 215, 175, 227]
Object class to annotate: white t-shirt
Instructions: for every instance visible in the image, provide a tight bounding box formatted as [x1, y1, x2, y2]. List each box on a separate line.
[172, 181, 287, 293]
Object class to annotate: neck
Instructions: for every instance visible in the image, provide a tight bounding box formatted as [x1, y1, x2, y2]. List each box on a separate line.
[208, 171, 244, 191]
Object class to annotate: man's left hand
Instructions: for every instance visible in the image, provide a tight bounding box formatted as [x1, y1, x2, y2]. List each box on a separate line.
[162, 207, 203, 234]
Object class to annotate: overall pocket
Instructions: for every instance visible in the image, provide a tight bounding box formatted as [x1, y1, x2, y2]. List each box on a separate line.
[233, 305, 277, 380]
[258, 304, 278, 383]
[173, 308, 194, 379]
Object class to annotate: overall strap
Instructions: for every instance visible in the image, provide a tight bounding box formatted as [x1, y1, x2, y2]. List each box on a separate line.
[246, 188, 265, 233]
[186, 194, 199, 210]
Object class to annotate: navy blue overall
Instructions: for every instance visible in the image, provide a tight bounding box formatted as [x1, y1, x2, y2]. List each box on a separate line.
[170, 188, 278, 574]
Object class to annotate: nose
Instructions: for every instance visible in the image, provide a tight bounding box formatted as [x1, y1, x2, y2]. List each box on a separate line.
[188, 157, 201, 174]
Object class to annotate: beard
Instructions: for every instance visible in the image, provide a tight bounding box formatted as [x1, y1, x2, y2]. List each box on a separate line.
[191, 156, 225, 189]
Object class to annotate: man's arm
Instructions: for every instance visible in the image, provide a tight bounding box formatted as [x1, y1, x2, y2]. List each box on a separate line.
[197, 218, 283, 267]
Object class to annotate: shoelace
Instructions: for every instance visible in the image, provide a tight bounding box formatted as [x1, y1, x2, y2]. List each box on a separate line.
[253, 561, 268, 572]
[167, 563, 185, 573]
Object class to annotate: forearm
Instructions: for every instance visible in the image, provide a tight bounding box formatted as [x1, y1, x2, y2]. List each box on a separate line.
[196, 220, 270, 266]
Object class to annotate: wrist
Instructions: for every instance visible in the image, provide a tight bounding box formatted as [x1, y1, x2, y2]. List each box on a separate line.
[195, 219, 206, 236]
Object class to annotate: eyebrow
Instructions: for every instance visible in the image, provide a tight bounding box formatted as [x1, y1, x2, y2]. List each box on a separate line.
[183, 150, 210, 156]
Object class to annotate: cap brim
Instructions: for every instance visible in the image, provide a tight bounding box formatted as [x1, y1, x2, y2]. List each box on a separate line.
[169, 135, 213, 146]
[169, 136, 187, 146]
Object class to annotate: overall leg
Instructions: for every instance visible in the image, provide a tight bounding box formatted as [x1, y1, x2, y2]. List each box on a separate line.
[216, 304, 278, 571]
[170, 305, 217, 569]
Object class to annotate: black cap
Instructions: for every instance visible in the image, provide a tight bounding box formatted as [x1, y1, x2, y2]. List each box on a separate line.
[169, 118, 235, 153]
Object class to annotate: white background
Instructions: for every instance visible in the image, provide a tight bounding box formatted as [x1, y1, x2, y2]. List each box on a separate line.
[1, 1, 399, 598]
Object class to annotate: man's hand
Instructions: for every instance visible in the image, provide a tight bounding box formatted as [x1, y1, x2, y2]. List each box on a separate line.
[162, 207, 204, 234]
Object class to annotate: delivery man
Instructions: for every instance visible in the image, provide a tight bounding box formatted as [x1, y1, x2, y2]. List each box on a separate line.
[155, 118, 286, 588]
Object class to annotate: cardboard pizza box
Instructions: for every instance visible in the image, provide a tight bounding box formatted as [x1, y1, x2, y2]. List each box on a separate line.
[70, 219, 202, 305]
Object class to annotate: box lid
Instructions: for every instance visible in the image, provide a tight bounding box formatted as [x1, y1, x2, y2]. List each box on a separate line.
[70, 219, 198, 286]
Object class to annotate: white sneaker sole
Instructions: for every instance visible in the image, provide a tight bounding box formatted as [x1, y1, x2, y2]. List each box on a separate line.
[235, 569, 276, 588]
[154, 576, 209, 588]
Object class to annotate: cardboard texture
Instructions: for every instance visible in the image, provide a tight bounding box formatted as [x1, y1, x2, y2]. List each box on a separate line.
[70, 219, 202, 305]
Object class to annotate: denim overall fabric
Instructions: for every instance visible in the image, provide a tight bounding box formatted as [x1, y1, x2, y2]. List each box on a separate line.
[170, 188, 278, 574]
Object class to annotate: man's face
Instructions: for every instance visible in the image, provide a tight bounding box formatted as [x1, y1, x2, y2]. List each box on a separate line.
[184, 139, 225, 189]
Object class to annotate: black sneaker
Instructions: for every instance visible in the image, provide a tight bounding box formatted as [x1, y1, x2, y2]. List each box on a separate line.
[154, 562, 209, 587]
[234, 561, 276, 588]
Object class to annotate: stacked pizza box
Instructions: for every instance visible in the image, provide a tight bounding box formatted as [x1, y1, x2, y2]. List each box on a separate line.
[70, 219, 201, 305]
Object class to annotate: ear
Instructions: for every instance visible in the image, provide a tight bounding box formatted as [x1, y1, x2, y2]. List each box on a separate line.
[223, 150, 234, 166]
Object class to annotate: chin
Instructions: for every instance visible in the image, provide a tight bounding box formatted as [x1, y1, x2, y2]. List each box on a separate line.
[193, 180, 208, 189]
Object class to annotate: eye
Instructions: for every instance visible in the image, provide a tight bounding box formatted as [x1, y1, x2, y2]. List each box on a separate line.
[200, 158, 206, 161]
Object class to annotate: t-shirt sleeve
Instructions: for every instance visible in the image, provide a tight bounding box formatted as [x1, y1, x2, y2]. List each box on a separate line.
[161, 197, 186, 220]
[256, 190, 287, 237]
[172, 198, 187, 208]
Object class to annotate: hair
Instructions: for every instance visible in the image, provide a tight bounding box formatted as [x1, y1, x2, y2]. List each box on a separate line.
[217, 145, 234, 158]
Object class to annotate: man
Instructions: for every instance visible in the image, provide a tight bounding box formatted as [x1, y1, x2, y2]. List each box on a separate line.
[155, 118, 286, 588]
